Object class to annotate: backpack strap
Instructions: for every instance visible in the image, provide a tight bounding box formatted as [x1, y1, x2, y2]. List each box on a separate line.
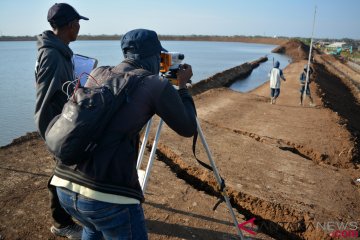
[128, 68, 153, 79]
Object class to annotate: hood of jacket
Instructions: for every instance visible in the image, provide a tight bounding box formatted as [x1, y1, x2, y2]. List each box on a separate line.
[37, 30, 73, 60]
[274, 61, 280, 68]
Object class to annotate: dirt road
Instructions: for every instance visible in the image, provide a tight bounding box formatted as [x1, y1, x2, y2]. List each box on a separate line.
[156, 58, 360, 239]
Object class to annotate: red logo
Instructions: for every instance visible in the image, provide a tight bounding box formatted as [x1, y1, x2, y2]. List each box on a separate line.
[238, 217, 257, 235]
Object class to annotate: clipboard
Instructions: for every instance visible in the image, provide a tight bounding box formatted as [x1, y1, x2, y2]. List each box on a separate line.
[73, 54, 98, 86]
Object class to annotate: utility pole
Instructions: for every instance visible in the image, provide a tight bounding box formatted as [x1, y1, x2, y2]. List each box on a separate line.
[302, 6, 317, 103]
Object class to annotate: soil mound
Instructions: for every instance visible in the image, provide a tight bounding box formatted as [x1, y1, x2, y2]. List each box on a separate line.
[272, 39, 309, 61]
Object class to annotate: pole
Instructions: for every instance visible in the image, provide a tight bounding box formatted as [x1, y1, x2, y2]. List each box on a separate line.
[302, 6, 317, 103]
[141, 119, 164, 191]
[136, 118, 153, 169]
[195, 118, 245, 240]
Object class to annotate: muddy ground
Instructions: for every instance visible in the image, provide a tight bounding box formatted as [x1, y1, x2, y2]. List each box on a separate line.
[0, 40, 360, 240]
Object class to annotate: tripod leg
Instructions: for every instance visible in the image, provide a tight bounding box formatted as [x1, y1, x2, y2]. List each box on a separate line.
[138, 117, 246, 239]
[196, 118, 246, 240]
[137, 118, 153, 170]
[141, 119, 164, 192]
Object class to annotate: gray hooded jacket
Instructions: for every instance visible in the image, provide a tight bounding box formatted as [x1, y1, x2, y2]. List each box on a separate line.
[34, 30, 74, 139]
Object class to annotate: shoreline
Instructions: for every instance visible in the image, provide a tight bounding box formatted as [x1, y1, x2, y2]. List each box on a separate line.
[0, 35, 287, 45]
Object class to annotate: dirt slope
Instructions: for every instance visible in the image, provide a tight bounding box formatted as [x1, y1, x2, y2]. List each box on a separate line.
[272, 39, 310, 61]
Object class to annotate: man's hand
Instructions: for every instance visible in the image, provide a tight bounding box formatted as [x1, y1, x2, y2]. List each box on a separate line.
[177, 64, 193, 89]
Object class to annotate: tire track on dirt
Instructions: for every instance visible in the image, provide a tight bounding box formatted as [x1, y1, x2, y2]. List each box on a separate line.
[201, 119, 330, 166]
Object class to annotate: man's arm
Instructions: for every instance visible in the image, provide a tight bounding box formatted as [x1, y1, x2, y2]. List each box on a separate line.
[280, 69, 286, 81]
[154, 64, 197, 137]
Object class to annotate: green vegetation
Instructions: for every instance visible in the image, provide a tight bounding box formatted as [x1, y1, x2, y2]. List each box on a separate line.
[0, 34, 287, 45]
[0, 35, 36, 41]
[295, 37, 311, 46]
[348, 50, 360, 63]
[352, 51, 360, 58]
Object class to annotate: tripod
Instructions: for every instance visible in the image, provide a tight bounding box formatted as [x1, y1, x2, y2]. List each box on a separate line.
[136, 117, 246, 240]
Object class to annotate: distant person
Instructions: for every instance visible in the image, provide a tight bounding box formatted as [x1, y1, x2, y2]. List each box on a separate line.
[269, 61, 286, 104]
[51, 29, 197, 239]
[34, 3, 88, 239]
[299, 64, 315, 107]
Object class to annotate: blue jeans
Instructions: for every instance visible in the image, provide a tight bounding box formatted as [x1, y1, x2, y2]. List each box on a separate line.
[270, 88, 280, 98]
[56, 187, 148, 240]
[300, 85, 311, 96]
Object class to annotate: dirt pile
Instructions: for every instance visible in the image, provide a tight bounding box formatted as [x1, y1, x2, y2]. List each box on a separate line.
[272, 39, 309, 61]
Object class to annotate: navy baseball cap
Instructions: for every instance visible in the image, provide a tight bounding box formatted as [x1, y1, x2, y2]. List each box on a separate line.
[47, 3, 89, 27]
[121, 29, 167, 60]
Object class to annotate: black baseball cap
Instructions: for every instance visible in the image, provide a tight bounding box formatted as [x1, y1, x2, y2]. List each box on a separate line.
[47, 3, 89, 27]
[121, 29, 167, 60]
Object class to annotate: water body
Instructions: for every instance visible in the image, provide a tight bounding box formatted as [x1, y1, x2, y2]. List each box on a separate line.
[0, 40, 289, 146]
[230, 53, 290, 92]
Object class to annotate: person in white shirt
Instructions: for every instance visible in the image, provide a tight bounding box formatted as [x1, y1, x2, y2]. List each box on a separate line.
[269, 61, 286, 104]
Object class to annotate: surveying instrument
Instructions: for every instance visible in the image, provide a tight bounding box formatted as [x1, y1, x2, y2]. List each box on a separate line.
[136, 52, 247, 240]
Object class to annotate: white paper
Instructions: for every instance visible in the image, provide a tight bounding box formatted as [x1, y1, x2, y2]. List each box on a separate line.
[73, 54, 98, 86]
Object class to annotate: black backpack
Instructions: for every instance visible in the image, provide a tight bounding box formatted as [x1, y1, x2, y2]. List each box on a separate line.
[45, 68, 151, 165]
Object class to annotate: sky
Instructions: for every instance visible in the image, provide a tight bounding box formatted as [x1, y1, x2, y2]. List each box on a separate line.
[0, 0, 359, 39]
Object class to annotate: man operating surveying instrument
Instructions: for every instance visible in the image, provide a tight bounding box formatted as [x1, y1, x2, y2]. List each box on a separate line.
[136, 50, 247, 240]
[51, 28, 198, 239]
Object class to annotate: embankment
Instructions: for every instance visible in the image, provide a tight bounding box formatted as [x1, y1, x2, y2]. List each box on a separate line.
[189, 56, 268, 95]
[314, 55, 360, 165]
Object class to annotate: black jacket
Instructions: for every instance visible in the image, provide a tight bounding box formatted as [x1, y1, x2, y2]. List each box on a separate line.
[35, 31, 74, 139]
[53, 62, 197, 202]
[300, 67, 313, 85]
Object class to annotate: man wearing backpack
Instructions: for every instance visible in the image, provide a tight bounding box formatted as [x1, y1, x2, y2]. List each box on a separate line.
[299, 64, 315, 107]
[34, 3, 88, 239]
[50, 29, 197, 239]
